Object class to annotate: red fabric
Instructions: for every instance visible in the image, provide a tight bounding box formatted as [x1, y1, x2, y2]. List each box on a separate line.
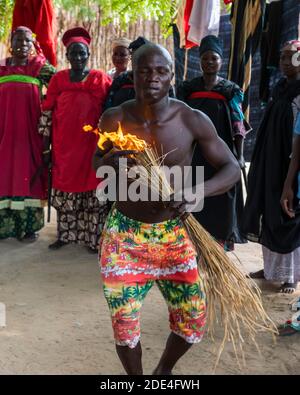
[64, 37, 90, 48]
[12, 0, 57, 66]
[42, 70, 112, 193]
[187, 91, 227, 101]
[62, 28, 91, 48]
[223, 0, 233, 4]
[0, 56, 47, 199]
[184, 0, 198, 49]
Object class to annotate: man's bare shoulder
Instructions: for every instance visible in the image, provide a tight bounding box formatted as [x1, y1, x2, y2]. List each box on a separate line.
[171, 98, 208, 125]
[171, 98, 205, 115]
[170, 98, 217, 141]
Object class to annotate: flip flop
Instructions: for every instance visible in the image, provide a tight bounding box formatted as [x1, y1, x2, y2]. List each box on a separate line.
[279, 282, 297, 294]
[278, 315, 300, 336]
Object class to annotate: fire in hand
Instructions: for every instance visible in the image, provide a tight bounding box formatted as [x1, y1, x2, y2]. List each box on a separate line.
[83, 122, 148, 152]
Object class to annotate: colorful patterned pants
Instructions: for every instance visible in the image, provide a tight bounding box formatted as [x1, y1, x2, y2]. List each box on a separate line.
[99, 208, 206, 348]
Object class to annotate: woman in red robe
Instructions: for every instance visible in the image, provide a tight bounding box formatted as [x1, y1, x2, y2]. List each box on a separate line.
[40, 27, 112, 252]
[0, 26, 55, 241]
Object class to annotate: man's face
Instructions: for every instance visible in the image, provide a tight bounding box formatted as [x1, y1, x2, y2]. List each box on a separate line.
[134, 52, 173, 104]
[67, 43, 89, 71]
[11, 31, 34, 60]
[280, 50, 300, 78]
[200, 50, 222, 75]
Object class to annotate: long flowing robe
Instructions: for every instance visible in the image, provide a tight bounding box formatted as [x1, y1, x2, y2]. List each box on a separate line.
[0, 56, 55, 239]
[177, 77, 248, 250]
[0, 56, 47, 200]
[41, 69, 112, 248]
[42, 69, 111, 193]
[242, 78, 300, 255]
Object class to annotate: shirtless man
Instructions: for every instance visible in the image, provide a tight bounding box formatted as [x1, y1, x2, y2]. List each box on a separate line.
[93, 44, 240, 375]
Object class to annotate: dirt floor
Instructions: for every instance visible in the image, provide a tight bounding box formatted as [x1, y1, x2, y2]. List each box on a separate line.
[0, 212, 299, 375]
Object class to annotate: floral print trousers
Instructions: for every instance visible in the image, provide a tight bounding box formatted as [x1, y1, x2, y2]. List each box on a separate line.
[99, 208, 207, 348]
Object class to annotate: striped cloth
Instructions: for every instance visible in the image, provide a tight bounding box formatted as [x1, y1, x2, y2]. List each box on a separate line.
[228, 0, 266, 121]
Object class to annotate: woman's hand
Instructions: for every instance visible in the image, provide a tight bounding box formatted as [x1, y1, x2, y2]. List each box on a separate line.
[280, 186, 295, 218]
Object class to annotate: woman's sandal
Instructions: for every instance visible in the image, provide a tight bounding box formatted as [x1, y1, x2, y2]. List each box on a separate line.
[48, 240, 68, 250]
[279, 282, 298, 294]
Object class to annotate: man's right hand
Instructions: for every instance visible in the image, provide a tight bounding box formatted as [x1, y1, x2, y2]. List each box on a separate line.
[280, 186, 295, 218]
[101, 148, 139, 172]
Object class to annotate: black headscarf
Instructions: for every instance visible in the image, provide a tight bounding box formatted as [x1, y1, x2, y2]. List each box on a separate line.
[129, 36, 150, 51]
[199, 35, 223, 58]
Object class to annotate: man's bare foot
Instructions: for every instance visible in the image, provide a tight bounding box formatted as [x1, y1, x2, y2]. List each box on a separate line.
[279, 282, 298, 294]
[248, 269, 265, 279]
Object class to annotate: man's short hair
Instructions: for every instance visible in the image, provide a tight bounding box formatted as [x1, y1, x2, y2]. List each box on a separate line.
[132, 44, 173, 70]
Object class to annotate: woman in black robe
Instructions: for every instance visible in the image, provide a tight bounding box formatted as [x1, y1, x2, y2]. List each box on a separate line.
[177, 35, 249, 251]
[243, 41, 300, 293]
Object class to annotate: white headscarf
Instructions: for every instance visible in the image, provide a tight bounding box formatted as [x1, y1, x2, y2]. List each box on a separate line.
[112, 38, 131, 50]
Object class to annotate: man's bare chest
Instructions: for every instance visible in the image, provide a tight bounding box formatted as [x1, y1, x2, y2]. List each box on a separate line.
[125, 123, 194, 167]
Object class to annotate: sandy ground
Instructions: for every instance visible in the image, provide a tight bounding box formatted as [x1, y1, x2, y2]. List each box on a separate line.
[0, 212, 299, 375]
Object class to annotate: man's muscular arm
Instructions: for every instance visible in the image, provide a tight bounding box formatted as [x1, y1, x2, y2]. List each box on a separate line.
[190, 108, 240, 197]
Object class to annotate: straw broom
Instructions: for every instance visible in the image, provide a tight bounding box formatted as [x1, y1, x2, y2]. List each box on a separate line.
[136, 144, 277, 369]
[84, 123, 278, 369]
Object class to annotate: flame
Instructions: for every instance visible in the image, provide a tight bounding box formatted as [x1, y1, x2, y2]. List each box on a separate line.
[83, 125, 93, 132]
[83, 122, 148, 152]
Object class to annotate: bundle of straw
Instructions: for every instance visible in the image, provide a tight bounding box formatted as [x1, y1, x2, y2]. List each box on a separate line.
[85, 123, 277, 369]
[136, 144, 277, 369]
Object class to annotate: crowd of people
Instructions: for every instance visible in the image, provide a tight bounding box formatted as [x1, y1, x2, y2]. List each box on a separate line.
[0, 25, 300, 373]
